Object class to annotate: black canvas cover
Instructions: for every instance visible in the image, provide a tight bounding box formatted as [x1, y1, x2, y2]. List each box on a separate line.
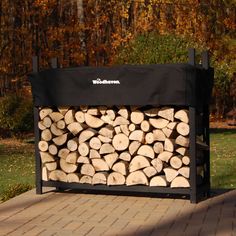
[29, 64, 213, 107]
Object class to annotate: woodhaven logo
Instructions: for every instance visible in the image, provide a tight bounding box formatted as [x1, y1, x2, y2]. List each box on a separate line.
[92, 78, 120, 85]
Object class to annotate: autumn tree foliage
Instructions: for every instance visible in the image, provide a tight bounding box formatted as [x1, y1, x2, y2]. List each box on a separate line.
[0, 0, 235, 116]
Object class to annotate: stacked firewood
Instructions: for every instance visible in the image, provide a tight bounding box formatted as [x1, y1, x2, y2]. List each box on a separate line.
[38, 105, 193, 188]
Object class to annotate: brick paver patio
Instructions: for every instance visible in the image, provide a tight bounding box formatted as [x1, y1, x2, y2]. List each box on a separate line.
[0, 188, 235, 236]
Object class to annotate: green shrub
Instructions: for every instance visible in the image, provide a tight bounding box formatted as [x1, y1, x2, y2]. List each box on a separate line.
[1, 183, 33, 202]
[0, 95, 33, 135]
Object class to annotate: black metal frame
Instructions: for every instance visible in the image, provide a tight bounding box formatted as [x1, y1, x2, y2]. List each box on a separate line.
[33, 49, 211, 203]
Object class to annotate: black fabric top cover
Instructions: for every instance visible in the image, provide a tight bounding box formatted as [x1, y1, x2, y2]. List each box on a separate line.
[29, 64, 213, 107]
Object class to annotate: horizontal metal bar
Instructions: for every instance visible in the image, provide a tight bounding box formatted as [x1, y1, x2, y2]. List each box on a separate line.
[42, 181, 190, 195]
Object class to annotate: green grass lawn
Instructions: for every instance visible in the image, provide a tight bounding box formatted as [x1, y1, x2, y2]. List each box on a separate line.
[0, 129, 235, 201]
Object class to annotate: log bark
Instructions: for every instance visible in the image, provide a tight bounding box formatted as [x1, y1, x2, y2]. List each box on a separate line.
[129, 155, 150, 172]
[144, 108, 159, 117]
[107, 172, 125, 185]
[126, 171, 148, 186]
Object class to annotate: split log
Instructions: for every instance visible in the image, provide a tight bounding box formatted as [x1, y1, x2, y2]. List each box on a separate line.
[99, 126, 114, 139]
[164, 138, 175, 152]
[174, 109, 189, 123]
[56, 120, 66, 130]
[67, 139, 78, 152]
[129, 130, 144, 142]
[149, 118, 169, 129]
[150, 176, 167, 187]
[162, 127, 175, 138]
[170, 156, 182, 169]
[84, 113, 104, 128]
[182, 156, 190, 165]
[66, 152, 78, 164]
[141, 120, 151, 132]
[158, 107, 174, 121]
[153, 142, 164, 154]
[80, 175, 92, 184]
[126, 171, 148, 186]
[89, 149, 101, 159]
[45, 162, 57, 171]
[106, 109, 116, 121]
[104, 152, 119, 169]
[107, 172, 125, 185]
[60, 158, 77, 173]
[67, 122, 86, 136]
[128, 123, 136, 132]
[87, 107, 99, 116]
[114, 126, 121, 134]
[178, 167, 190, 178]
[42, 167, 49, 181]
[75, 111, 85, 123]
[167, 122, 178, 130]
[39, 108, 53, 120]
[101, 115, 113, 125]
[143, 166, 157, 178]
[81, 164, 95, 176]
[176, 122, 190, 136]
[49, 112, 64, 122]
[38, 141, 48, 152]
[64, 109, 75, 125]
[92, 159, 109, 171]
[163, 168, 179, 182]
[42, 117, 52, 128]
[120, 125, 130, 136]
[58, 148, 70, 159]
[48, 144, 58, 155]
[112, 133, 130, 151]
[78, 143, 90, 156]
[145, 133, 154, 144]
[58, 107, 69, 115]
[150, 158, 163, 173]
[158, 151, 173, 162]
[176, 147, 188, 156]
[129, 155, 150, 172]
[78, 128, 97, 144]
[41, 129, 52, 141]
[53, 133, 68, 146]
[119, 152, 131, 162]
[118, 107, 129, 119]
[113, 116, 130, 126]
[112, 161, 128, 176]
[137, 145, 155, 159]
[129, 141, 141, 155]
[49, 170, 67, 182]
[67, 173, 80, 183]
[51, 123, 65, 136]
[40, 152, 55, 163]
[38, 121, 46, 131]
[153, 129, 166, 141]
[97, 135, 112, 143]
[77, 156, 90, 164]
[130, 110, 144, 124]
[99, 143, 115, 154]
[175, 135, 189, 147]
[92, 172, 108, 185]
[89, 137, 102, 150]
[144, 108, 159, 117]
[170, 176, 190, 188]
